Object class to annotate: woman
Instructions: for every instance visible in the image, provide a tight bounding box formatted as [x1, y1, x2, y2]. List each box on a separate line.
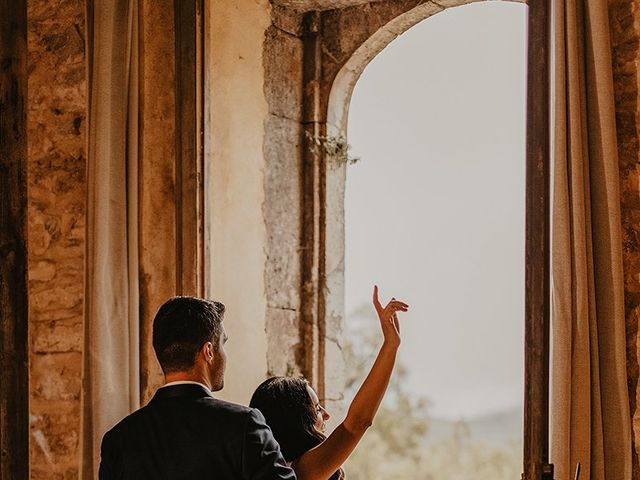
[250, 285, 409, 480]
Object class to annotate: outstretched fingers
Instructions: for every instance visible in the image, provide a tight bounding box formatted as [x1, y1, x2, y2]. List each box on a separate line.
[384, 300, 409, 314]
[373, 286, 409, 321]
[373, 285, 383, 313]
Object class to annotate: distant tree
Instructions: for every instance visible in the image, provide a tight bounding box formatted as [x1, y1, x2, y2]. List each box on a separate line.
[341, 304, 521, 480]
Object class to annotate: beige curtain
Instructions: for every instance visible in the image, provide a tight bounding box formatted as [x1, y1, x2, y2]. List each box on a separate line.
[551, 0, 632, 478]
[81, 0, 140, 477]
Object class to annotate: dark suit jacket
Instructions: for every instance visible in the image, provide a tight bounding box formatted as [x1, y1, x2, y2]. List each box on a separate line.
[99, 384, 296, 480]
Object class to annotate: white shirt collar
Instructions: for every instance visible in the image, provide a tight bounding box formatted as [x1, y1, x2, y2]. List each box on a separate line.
[162, 380, 213, 395]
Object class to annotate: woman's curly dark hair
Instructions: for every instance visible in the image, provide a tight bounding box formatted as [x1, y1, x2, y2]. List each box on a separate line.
[250, 377, 344, 480]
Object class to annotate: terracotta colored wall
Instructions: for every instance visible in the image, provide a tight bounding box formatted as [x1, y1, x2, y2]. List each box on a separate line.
[27, 0, 86, 477]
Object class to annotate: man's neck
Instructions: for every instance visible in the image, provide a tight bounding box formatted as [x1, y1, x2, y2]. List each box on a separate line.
[164, 372, 212, 391]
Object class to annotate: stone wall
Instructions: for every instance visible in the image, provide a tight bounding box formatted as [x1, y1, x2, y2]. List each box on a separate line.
[263, 5, 305, 379]
[27, 0, 86, 478]
[609, 1, 640, 478]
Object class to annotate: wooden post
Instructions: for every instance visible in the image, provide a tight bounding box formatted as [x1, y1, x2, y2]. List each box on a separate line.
[0, 0, 29, 478]
[523, 0, 552, 479]
[174, 0, 205, 297]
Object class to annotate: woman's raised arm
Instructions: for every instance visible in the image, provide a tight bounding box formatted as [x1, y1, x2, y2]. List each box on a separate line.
[292, 286, 409, 480]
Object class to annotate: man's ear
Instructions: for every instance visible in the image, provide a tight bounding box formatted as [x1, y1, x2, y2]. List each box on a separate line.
[202, 341, 214, 362]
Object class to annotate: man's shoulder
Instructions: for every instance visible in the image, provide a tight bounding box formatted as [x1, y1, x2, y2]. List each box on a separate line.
[192, 396, 260, 423]
[102, 403, 153, 440]
[103, 396, 257, 441]
[205, 397, 254, 414]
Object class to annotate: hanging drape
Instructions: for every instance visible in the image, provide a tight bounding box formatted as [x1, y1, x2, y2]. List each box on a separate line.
[551, 0, 632, 477]
[81, 0, 140, 477]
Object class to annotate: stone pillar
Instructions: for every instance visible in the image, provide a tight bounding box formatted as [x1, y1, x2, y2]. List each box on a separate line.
[263, 5, 306, 380]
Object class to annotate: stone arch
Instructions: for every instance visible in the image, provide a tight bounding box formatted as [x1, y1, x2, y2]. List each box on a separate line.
[318, 1, 527, 412]
[327, 0, 526, 135]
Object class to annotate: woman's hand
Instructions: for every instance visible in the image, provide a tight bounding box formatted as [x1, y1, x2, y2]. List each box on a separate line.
[372, 285, 408, 348]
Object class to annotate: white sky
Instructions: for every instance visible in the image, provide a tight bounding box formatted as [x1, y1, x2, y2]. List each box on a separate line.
[345, 2, 528, 420]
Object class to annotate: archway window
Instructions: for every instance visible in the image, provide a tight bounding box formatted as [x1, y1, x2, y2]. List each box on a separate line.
[342, 4, 527, 478]
[308, 0, 552, 478]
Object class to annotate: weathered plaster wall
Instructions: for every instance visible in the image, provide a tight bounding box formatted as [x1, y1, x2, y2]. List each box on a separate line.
[27, 0, 86, 477]
[610, 1, 640, 478]
[208, 0, 273, 404]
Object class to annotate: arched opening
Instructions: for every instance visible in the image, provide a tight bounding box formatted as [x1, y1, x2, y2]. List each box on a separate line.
[329, 2, 528, 477]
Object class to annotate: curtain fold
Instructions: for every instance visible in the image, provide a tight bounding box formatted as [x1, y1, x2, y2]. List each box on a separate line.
[81, 0, 140, 477]
[551, 0, 632, 477]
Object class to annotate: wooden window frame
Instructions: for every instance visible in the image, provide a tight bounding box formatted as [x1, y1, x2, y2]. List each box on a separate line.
[300, 1, 554, 478]
[0, 0, 29, 478]
[523, 0, 553, 479]
[174, 0, 206, 298]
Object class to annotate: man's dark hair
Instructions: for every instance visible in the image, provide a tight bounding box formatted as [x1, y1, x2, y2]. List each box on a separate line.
[152, 296, 225, 373]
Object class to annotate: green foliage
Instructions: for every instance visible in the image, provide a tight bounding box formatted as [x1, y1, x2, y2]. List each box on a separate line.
[341, 305, 522, 480]
[306, 131, 360, 167]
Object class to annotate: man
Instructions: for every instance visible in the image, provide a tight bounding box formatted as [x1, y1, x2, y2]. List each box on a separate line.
[99, 296, 296, 479]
